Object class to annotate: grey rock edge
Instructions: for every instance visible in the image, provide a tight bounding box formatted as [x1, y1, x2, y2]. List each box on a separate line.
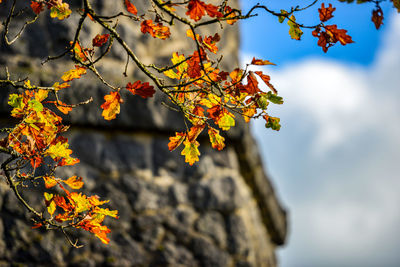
[0, 1, 287, 266]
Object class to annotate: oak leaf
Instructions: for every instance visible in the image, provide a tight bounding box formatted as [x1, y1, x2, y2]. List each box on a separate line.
[168, 132, 186, 151]
[181, 140, 200, 165]
[92, 34, 110, 47]
[101, 91, 123, 120]
[319, 3, 336, 22]
[50, 3, 71, 20]
[61, 65, 87, 82]
[208, 127, 225, 150]
[251, 57, 276, 66]
[186, 0, 222, 21]
[140, 20, 171, 40]
[31, 1, 44, 14]
[63, 176, 84, 190]
[372, 7, 384, 29]
[125, 0, 138, 15]
[126, 81, 156, 98]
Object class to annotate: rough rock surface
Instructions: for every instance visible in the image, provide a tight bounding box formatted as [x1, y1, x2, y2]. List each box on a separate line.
[0, 1, 287, 266]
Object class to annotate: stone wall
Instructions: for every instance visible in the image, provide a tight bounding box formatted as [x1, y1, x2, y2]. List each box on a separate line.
[0, 1, 287, 266]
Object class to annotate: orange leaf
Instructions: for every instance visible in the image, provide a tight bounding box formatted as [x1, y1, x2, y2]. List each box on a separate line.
[186, 0, 222, 21]
[251, 57, 276, 66]
[187, 124, 205, 143]
[208, 127, 225, 151]
[43, 176, 58, 189]
[254, 71, 277, 94]
[92, 34, 110, 47]
[61, 65, 87, 82]
[125, 0, 138, 15]
[126, 81, 155, 98]
[63, 175, 84, 190]
[245, 71, 260, 95]
[31, 1, 44, 14]
[318, 3, 336, 22]
[140, 20, 171, 40]
[168, 132, 186, 151]
[101, 91, 123, 120]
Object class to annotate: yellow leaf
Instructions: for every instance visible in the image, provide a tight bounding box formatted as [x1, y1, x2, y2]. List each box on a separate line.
[69, 192, 91, 213]
[47, 200, 56, 216]
[61, 66, 87, 82]
[35, 89, 48, 102]
[50, 3, 72, 20]
[93, 207, 119, 218]
[101, 91, 123, 120]
[181, 140, 200, 166]
[217, 112, 235, 131]
[44, 192, 53, 201]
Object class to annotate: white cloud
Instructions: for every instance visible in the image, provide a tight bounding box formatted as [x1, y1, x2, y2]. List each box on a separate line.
[247, 13, 400, 267]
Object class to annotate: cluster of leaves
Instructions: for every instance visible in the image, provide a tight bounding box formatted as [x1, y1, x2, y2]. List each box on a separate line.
[0, 0, 398, 247]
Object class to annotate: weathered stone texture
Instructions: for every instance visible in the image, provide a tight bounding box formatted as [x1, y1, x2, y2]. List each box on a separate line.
[0, 1, 287, 266]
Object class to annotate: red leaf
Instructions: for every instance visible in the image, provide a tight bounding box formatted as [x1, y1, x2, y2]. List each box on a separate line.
[31, 1, 44, 14]
[92, 34, 110, 47]
[372, 7, 384, 30]
[125, 0, 137, 15]
[126, 81, 156, 98]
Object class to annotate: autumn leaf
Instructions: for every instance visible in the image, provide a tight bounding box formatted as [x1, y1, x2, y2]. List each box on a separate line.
[202, 34, 220, 54]
[224, 6, 238, 25]
[251, 57, 276, 66]
[181, 140, 200, 165]
[50, 3, 72, 20]
[168, 132, 186, 151]
[288, 15, 303, 40]
[208, 127, 225, 151]
[263, 115, 281, 131]
[101, 91, 123, 120]
[245, 71, 260, 95]
[186, 0, 222, 21]
[125, 0, 138, 15]
[372, 7, 384, 29]
[319, 3, 336, 22]
[48, 100, 73, 115]
[254, 71, 277, 94]
[61, 65, 87, 82]
[126, 81, 155, 98]
[63, 176, 84, 190]
[187, 124, 205, 143]
[31, 1, 44, 14]
[71, 42, 88, 62]
[217, 112, 235, 131]
[43, 176, 58, 189]
[140, 20, 171, 40]
[92, 34, 110, 47]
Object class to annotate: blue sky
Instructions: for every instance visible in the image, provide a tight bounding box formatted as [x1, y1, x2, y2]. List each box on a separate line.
[239, 1, 400, 266]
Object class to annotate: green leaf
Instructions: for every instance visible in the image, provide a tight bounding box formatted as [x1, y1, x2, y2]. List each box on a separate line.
[8, 94, 23, 108]
[265, 116, 281, 131]
[287, 15, 303, 40]
[266, 92, 284, 105]
[256, 94, 269, 110]
[27, 99, 43, 112]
